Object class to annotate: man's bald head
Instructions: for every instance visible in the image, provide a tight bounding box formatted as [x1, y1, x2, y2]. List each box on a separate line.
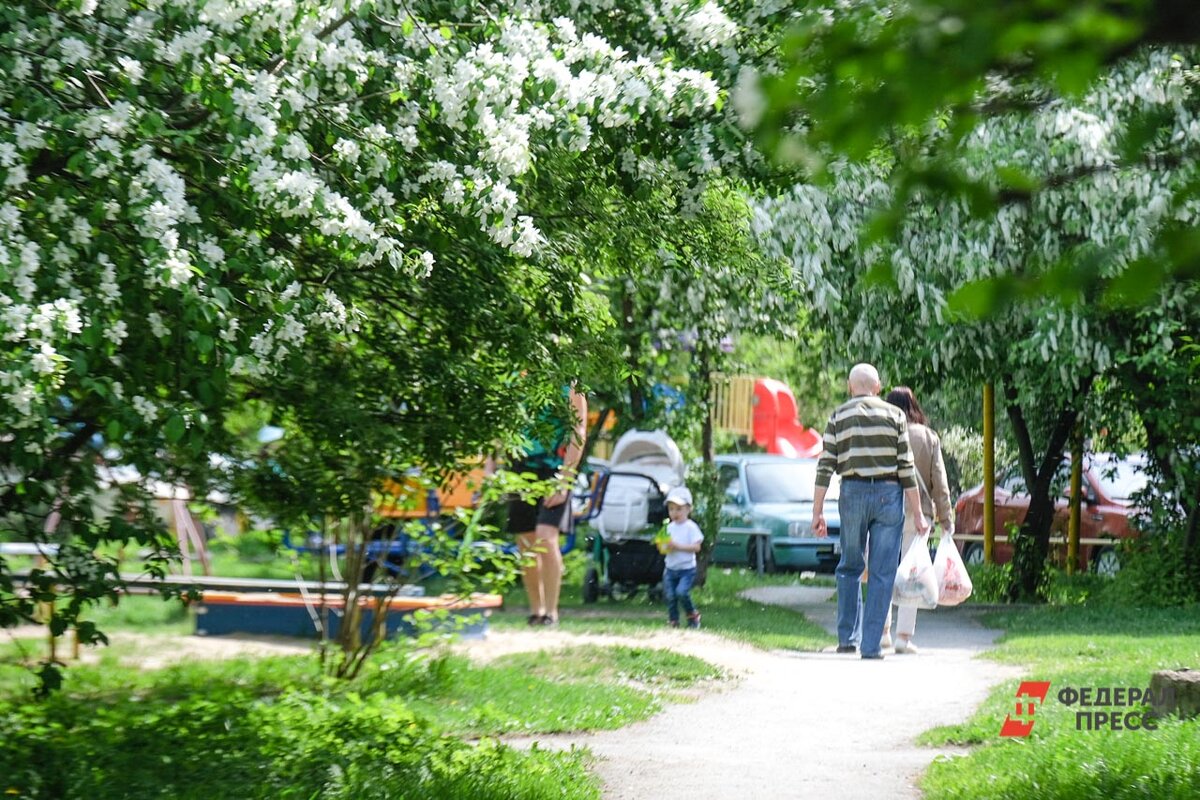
[848, 363, 881, 396]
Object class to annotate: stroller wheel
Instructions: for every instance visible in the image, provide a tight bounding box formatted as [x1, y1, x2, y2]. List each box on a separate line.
[647, 584, 664, 603]
[582, 566, 601, 604]
[609, 581, 640, 602]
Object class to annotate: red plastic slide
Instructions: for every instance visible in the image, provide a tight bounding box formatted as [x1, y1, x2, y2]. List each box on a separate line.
[751, 378, 823, 458]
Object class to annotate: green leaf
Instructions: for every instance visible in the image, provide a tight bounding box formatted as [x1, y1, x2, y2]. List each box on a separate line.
[1119, 108, 1173, 163]
[165, 415, 186, 443]
[948, 278, 1005, 319]
[402, 17, 414, 36]
[863, 261, 897, 290]
[1103, 261, 1165, 307]
[66, 150, 89, 174]
[438, 25, 452, 40]
[995, 166, 1040, 194]
[197, 380, 215, 405]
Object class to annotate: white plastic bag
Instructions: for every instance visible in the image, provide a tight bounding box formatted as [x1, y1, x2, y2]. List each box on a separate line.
[892, 532, 939, 609]
[933, 532, 973, 606]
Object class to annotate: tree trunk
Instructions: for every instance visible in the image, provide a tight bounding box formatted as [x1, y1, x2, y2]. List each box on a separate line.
[621, 290, 646, 425]
[1138, 387, 1200, 576]
[699, 347, 715, 468]
[1004, 381, 1039, 492]
[1004, 382, 1086, 601]
[693, 344, 719, 567]
[1184, 483, 1200, 574]
[1141, 409, 1179, 489]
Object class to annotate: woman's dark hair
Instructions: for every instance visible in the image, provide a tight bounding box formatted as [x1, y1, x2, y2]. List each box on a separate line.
[885, 386, 928, 426]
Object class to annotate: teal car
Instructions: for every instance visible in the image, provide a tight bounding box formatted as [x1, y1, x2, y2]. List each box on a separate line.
[710, 455, 842, 572]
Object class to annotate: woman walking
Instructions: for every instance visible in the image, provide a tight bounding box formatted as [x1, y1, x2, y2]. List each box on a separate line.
[882, 386, 954, 653]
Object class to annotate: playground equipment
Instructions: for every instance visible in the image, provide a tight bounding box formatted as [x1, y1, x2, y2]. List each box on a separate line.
[752, 378, 823, 458]
[375, 467, 484, 522]
[711, 375, 823, 458]
[283, 465, 608, 582]
[195, 588, 503, 639]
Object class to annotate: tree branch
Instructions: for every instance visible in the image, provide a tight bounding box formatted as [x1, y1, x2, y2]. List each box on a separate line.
[268, 9, 357, 74]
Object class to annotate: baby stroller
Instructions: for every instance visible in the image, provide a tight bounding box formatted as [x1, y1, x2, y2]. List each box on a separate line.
[582, 429, 687, 602]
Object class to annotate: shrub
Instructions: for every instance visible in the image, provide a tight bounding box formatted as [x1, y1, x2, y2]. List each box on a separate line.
[965, 562, 1012, 604]
[1103, 463, 1200, 607]
[207, 528, 284, 563]
[1036, 569, 1106, 605]
[1106, 529, 1200, 608]
[940, 426, 1014, 497]
[0, 681, 598, 800]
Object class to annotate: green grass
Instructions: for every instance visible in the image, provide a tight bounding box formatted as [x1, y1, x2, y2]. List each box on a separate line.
[87, 593, 194, 633]
[0, 638, 727, 800]
[0, 682, 600, 800]
[920, 604, 1200, 800]
[497, 566, 834, 652]
[361, 644, 723, 735]
[203, 549, 331, 580]
[1, 595, 196, 693]
[1, 540, 831, 798]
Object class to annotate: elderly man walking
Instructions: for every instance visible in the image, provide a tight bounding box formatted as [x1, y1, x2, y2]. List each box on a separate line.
[812, 364, 929, 660]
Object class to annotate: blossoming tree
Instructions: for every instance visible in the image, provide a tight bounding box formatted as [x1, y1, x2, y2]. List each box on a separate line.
[754, 50, 1200, 597]
[1, 0, 815, 685]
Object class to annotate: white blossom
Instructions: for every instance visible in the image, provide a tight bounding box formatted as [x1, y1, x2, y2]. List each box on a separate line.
[105, 319, 129, 345]
[117, 56, 144, 84]
[131, 395, 158, 425]
[147, 311, 168, 338]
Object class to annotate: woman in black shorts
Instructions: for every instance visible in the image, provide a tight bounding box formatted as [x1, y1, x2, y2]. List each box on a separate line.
[507, 385, 587, 626]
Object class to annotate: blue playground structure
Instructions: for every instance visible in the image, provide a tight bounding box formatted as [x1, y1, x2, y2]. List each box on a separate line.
[282, 470, 610, 583]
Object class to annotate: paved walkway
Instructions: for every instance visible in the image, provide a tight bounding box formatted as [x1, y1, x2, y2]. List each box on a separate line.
[480, 587, 1023, 800]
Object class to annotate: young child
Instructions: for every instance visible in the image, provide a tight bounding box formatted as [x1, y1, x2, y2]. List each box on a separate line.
[663, 487, 704, 628]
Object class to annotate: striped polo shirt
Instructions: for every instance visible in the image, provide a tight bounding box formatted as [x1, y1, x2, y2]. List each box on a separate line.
[815, 394, 917, 490]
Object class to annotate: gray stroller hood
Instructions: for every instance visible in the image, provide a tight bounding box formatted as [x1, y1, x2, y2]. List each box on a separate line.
[596, 430, 686, 542]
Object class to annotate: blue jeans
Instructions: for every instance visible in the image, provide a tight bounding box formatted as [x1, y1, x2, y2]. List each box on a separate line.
[835, 480, 904, 656]
[663, 567, 697, 623]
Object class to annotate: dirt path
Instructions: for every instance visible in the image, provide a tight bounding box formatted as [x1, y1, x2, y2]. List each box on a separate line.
[461, 587, 1022, 800]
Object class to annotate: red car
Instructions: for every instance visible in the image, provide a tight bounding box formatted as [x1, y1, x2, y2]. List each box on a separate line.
[954, 455, 1147, 576]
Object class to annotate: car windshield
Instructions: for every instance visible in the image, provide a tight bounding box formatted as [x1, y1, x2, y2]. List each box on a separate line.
[1092, 458, 1149, 503]
[745, 462, 838, 503]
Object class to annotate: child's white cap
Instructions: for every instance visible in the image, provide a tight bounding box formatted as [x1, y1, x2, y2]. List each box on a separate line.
[666, 486, 693, 507]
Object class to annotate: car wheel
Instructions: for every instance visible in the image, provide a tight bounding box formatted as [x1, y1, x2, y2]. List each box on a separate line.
[1092, 547, 1121, 577]
[582, 566, 600, 604]
[962, 543, 984, 567]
